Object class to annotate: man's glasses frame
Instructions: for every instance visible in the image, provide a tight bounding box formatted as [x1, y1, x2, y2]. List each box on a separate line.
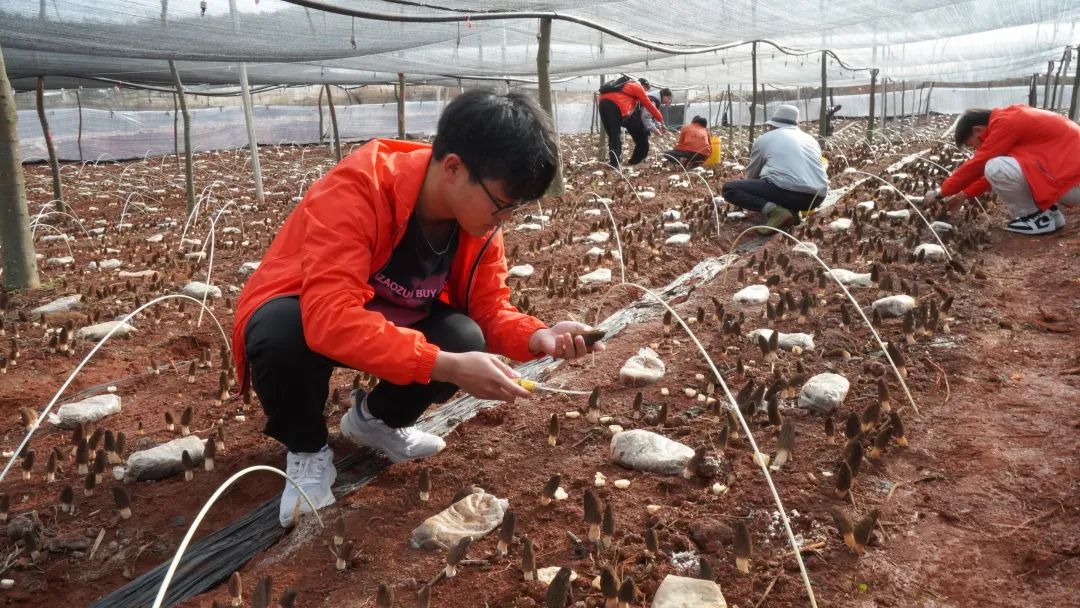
[478, 179, 529, 214]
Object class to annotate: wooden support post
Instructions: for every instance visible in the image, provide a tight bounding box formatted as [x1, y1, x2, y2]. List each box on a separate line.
[1053, 46, 1071, 112]
[36, 77, 63, 211]
[1029, 73, 1039, 107]
[0, 43, 41, 290]
[168, 61, 196, 215]
[238, 63, 264, 203]
[317, 85, 325, 143]
[536, 17, 564, 195]
[749, 41, 758, 146]
[924, 82, 934, 118]
[172, 92, 179, 167]
[324, 84, 341, 161]
[818, 50, 827, 140]
[726, 84, 734, 158]
[1043, 61, 1053, 108]
[867, 68, 878, 140]
[596, 74, 607, 162]
[75, 89, 84, 163]
[1070, 49, 1080, 121]
[397, 72, 406, 139]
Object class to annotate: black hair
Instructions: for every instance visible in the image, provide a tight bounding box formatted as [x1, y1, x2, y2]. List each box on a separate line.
[638, 78, 650, 89]
[692, 115, 707, 127]
[659, 88, 673, 99]
[954, 108, 992, 147]
[432, 89, 558, 201]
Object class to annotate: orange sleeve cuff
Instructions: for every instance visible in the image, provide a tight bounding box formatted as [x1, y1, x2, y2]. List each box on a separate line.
[414, 342, 441, 384]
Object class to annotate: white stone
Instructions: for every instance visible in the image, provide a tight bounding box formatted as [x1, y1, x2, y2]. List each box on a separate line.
[553, 487, 568, 501]
[856, 200, 875, 211]
[45, 256, 74, 267]
[32, 294, 83, 314]
[537, 567, 578, 586]
[0, 580, 12, 590]
[663, 222, 690, 234]
[410, 490, 509, 550]
[98, 259, 123, 270]
[182, 281, 222, 299]
[872, 294, 917, 318]
[587, 231, 610, 244]
[146, 234, 164, 243]
[181, 238, 202, 249]
[726, 211, 747, 220]
[76, 320, 135, 341]
[53, 394, 122, 429]
[651, 575, 727, 607]
[828, 268, 873, 287]
[88, 227, 106, 236]
[914, 243, 947, 261]
[221, 227, 241, 234]
[930, 221, 955, 233]
[746, 329, 816, 351]
[578, 268, 612, 284]
[516, 223, 543, 232]
[792, 241, 818, 257]
[582, 208, 603, 217]
[828, 218, 852, 232]
[611, 430, 694, 475]
[585, 247, 605, 259]
[798, 373, 850, 414]
[665, 234, 691, 247]
[125, 435, 207, 481]
[508, 264, 534, 278]
[662, 209, 682, 221]
[613, 479, 631, 489]
[619, 347, 666, 386]
[732, 285, 770, 306]
[118, 270, 156, 279]
[637, 191, 656, 201]
[885, 209, 911, 220]
[184, 251, 207, 262]
[238, 261, 261, 276]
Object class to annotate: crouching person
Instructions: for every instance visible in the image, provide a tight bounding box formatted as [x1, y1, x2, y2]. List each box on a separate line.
[233, 90, 605, 526]
[664, 116, 712, 167]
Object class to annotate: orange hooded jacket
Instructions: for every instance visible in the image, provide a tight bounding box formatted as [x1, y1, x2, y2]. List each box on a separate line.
[674, 123, 711, 156]
[231, 139, 547, 389]
[940, 104, 1080, 210]
[599, 81, 664, 123]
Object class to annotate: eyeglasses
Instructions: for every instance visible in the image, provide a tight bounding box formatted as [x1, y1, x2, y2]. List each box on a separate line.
[478, 179, 527, 214]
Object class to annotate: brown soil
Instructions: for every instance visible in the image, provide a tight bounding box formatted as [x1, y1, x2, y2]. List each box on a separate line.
[1, 131, 1077, 608]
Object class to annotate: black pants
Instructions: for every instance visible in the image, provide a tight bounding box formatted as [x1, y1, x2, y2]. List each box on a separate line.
[663, 149, 707, 167]
[599, 99, 650, 168]
[244, 296, 485, 453]
[722, 179, 824, 221]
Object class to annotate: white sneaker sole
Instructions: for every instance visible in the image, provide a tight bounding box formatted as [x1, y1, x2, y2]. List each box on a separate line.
[340, 408, 445, 464]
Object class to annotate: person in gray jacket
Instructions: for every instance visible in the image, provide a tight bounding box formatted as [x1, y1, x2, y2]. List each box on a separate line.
[721, 104, 828, 233]
[642, 86, 673, 135]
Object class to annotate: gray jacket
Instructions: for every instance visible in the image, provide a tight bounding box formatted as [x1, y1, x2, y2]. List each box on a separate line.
[642, 93, 662, 133]
[746, 126, 829, 197]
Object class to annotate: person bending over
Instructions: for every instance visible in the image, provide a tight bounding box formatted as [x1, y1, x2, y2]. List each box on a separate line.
[598, 77, 666, 168]
[664, 115, 712, 167]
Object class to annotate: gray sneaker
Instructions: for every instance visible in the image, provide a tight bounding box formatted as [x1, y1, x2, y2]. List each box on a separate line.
[279, 446, 336, 527]
[340, 397, 446, 463]
[1049, 205, 1066, 229]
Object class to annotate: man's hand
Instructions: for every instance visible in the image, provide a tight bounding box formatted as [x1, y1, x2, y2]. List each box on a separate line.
[431, 351, 532, 402]
[922, 189, 941, 206]
[529, 321, 607, 360]
[943, 192, 969, 212]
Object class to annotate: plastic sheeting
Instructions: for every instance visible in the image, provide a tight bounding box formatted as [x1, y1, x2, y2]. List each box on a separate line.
[17, 87, 1071, 162]
[2, 0, 1079, 90]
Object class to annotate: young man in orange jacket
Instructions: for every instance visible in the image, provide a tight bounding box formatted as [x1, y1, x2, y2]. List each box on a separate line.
[233, 90, 605, 526]
[663, 116, 712, 167]
[598, 77, 666, 168]
[925, 105, 1079, 235]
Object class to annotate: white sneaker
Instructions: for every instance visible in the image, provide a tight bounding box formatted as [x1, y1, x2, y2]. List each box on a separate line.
[279, 446, 336, 528]
[340, 397, 446, 463]
[1005, 209, 1057, 235]
[1049, 205, 1067, 229]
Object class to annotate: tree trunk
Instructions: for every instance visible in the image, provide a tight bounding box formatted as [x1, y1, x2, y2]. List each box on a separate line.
[168, 60, 196, 215]
[36, 77, 63, 212]
[324, 84, 341, 161]
[0, 45, 41, 290]
[397, 73, 406, 140]
[536, 17, 564, 196]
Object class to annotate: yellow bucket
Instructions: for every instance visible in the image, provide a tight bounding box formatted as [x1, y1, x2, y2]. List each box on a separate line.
[704, 135, 722, 166]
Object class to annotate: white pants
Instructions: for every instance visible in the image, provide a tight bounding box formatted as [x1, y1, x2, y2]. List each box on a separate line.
[984, 156, 1080, 217]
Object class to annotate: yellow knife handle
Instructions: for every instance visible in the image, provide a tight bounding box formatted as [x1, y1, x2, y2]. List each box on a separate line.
[515, 378, 538, 392]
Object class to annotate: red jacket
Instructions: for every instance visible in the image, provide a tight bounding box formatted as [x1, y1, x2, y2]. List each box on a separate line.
[941, 104, 1080, 210]
[675, 123, 711, 156]
[599, 81, 664, 123]
[231, 139, 547, 388]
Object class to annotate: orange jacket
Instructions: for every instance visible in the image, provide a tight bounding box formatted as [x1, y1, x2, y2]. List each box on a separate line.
[941, 104, 1080, 210]
[675, 123, 711, 156]
[599, 81, 664, 123]
[231, 139, 547, 388]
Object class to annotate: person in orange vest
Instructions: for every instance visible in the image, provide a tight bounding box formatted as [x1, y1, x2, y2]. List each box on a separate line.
[598, 77, 666, 168]
[663, 116, 712, 167]
[924, 105, 1078, 234]
[233, 90, 606, 526]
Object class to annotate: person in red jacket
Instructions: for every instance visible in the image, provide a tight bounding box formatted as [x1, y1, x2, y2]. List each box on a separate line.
[234, 90, 606, 526]
[598, 77, 666, 168]
[925, 105, 1079, 234]
[663, 116, 712, 167]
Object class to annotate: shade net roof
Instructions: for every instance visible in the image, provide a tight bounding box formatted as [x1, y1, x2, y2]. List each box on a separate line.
[2, 0, 1078, 91]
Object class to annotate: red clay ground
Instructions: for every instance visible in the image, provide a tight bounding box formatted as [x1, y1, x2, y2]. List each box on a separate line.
[1, 132, 1077, 608]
